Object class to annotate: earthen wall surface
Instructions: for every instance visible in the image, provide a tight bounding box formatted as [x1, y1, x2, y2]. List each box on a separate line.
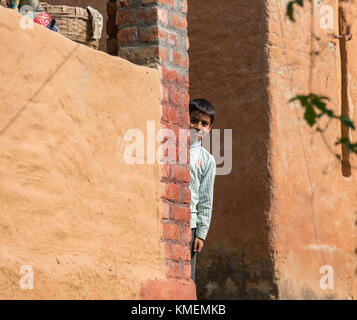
[0, 6, 165, 299]
[189, 0, 357, 299]
[188, 0, 277, 299]
[267, 0, 357, 299]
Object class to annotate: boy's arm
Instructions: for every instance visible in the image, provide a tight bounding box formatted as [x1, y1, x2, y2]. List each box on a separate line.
[195, 156, 216, 241]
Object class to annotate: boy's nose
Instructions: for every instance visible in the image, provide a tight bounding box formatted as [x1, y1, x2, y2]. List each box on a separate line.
[196, 122, 203, 131]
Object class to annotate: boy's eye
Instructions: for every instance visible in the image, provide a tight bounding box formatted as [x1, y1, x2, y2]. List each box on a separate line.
[190, 119, 198, 123]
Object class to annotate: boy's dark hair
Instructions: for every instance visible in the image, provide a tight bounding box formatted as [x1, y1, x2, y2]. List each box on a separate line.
[189, 99, 216, 125]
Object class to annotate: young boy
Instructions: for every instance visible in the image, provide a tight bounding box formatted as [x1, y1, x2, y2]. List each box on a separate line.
[188, 99, 216, 283]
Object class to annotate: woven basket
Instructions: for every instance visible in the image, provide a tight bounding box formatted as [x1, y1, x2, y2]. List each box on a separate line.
[40, 2, 99, 49]
[0, 0, 10, 7]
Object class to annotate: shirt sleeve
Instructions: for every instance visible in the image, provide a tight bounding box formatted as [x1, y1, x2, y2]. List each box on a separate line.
[195, 155, 216, 240]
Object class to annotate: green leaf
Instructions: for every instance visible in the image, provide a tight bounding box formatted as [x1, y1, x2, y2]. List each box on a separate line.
[311, 96, 326, 111]
[335, 137, 349, 145]
[352, 144, 357, 154]
[296, 0, 304, 6]
[287, 2, 295, 22]
[346, 142, 356, 152]
[304, 105, 316, 126]
[340, 116, 355, 130]
[287, 1, 304, 22]
[326, 110, 333, 117]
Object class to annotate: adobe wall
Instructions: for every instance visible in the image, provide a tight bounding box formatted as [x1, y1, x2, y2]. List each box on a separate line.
[189, 0, 357, 299]
[188, 0, 277, 299]
[0, 6, 166, 299]
[267, 0, 357, 299]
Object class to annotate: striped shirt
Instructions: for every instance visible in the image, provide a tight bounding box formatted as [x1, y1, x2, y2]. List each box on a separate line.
[189, 139, 216, 240]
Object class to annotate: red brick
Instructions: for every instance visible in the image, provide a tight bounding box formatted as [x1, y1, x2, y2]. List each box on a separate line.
[158, 128, 178, 148]
[166, 262, 180, 279]
[168, 33, 178, 46]
[142, 0, 156, 4]
[161, 201, 170, 219]
[161, 162, 171, 179]
[182, 226, 192, 243]
[164, 243, 171, 259]
[185, 110, 190, 123]
[177, 72, 189, 89]
[116, 10, 136, 25]
[158, 28, 169, 42]
[169, 86, 186, 107]
[158, 144, 176, 164]
[159, 0, 175, 6]
[182, 264, 191, 280]
[185, 36, 190, 49]
[162, 67, 179, 83]
[181, 1, 188, 14]
[176, 144, 189, 163]
[170, 13, 187, 29]
[158, 8, 168, 24]
[162, 105, 178, 124]
[173, 51, 189, 68]
[160, 85, 169, 103]
[172, 165, 190, 183]
[119, 0, 131, 7]
[172, 206, 190, 222]
[118, 27, 137, 44]
[137, 7, 157, 23]
[161, 120, 180, 137]
[163, 223, 180, 240]
[163, 183, 180, 201]
[172, 244, 191, 261]
[139, 26, 158, 42]
[176, 108, 189, 125]
[184, 92, 190, 107]
[182, 185, 191, 204]
[160, 47, 169, 63]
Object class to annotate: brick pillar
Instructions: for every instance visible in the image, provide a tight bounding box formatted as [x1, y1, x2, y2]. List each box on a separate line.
[107, 0, 118, 55]
[115, 0, 195, 299]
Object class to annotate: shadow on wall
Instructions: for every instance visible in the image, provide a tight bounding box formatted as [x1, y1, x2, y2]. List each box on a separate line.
[188, 0, 278, 299]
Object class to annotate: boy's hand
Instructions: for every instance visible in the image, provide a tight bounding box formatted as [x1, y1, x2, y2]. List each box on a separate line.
[193, 236, 204, 253]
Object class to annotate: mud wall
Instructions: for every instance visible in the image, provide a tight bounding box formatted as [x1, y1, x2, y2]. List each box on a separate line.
[267, 0, 357, 299]
[188, 0, 277, 299]
[189, 0, 357, 300]
[0, 6, 166, 299]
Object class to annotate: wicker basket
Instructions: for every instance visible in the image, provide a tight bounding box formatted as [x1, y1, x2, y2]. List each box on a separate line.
[40, 2, 99, 49]
[0, 0, 10, 7]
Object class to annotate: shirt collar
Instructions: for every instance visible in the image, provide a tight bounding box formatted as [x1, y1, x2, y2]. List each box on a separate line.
[189, 140, 201, 150]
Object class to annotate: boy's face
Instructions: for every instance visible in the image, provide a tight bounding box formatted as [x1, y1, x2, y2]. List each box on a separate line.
[189, 110, 212, 142]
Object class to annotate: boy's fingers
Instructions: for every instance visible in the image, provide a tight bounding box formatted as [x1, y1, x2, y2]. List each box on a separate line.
[193, 239, 198, 252]
[194, 238, 200, 252]
[198, 241, 203, 253]
[199, 241, 204, 252]
[193, 238, 203, 253]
